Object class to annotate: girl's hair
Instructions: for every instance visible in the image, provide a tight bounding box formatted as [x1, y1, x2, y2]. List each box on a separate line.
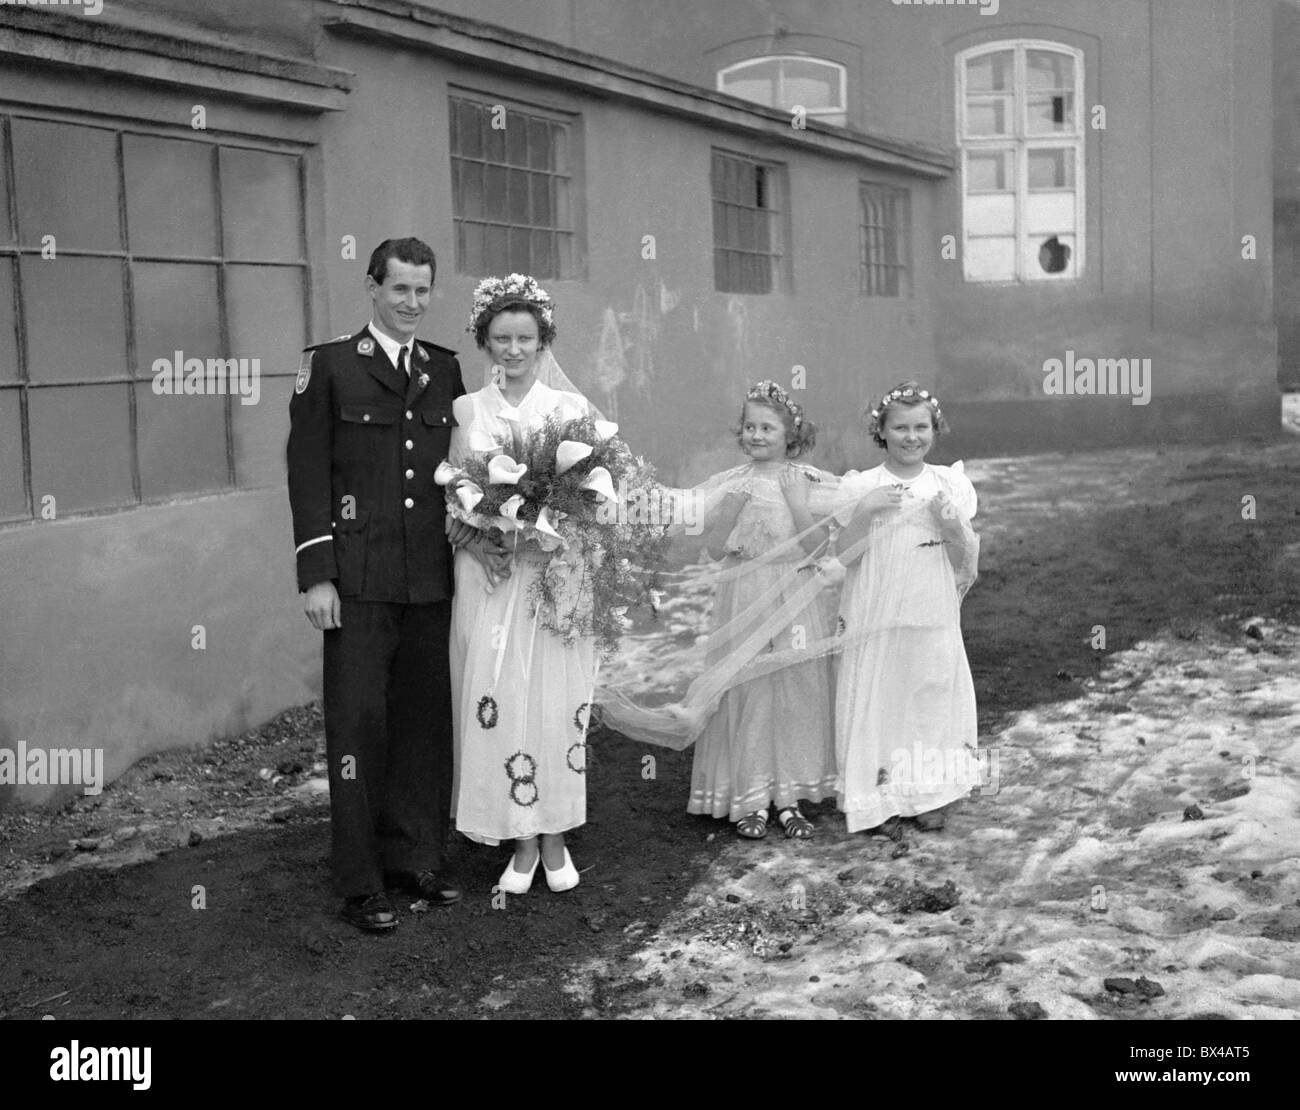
[473, 297, 557, 349]
[866, 379, 949, 448]
[735, 381, 817, 458]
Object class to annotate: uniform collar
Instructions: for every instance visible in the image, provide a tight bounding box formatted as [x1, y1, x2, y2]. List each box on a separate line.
[367, 322, 414, 371]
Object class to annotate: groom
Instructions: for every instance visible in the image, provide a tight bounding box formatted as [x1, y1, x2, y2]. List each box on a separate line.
[287, 237, 467, 932]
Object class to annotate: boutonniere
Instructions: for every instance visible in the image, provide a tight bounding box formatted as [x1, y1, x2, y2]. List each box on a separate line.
[418, 372, 429, 389]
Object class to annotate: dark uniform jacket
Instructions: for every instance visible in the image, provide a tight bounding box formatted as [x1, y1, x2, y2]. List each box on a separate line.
[287, 327, 465, 603]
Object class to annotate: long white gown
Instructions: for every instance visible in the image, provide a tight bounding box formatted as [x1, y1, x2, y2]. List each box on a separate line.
[833, 462, 980, 832]
[449, 380, 598, 844]
[688, 465, 838, 820]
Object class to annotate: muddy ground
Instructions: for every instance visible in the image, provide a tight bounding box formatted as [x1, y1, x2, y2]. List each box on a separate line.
[1, 437, 1297, 1022]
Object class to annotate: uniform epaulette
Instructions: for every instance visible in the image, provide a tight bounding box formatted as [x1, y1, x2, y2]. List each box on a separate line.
[419, 341, 460, 358]
[302, 332, 358, 353]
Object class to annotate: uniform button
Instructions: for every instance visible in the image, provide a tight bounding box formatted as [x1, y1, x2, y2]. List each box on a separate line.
[405, 469, 415, 479]
[362, 413, 371, 422]
[404, 498, 414, 509]
[405, 410, 413, 420]
[405, 439, 414, 450]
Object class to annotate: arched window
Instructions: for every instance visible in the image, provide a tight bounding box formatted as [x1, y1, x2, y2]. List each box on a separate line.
[718, 55, 847, 127]
[956, 41, 1084, 282]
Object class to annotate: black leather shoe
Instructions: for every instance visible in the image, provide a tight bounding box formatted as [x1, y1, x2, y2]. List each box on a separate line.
[341, 892, 399, 932]
[384, 869, 462, 906]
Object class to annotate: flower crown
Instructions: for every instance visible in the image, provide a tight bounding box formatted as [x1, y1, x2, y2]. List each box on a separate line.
[746, 380, 804, 429]
[467, 273, 555, 334]
[867, 385, 942, 436]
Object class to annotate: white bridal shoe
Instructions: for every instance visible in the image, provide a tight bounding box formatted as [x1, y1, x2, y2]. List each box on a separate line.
[497, 853, 539, 895]
[543, 848, 580, 892]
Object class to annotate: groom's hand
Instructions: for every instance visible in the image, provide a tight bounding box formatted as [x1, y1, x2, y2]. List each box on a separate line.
[304, 580, 342, 630]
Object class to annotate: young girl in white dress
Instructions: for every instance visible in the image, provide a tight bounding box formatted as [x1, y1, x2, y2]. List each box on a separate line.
[689, 382, 838, 839]
[832, 381, 980, 835]
[446, 276, 597, 894]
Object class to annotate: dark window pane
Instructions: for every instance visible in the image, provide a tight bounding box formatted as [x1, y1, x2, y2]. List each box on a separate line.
[460, 161, 484, 220]
[506, 115, 528, 167]
[507, 227, 528, 271]
[484, 113, 506, 163]
[554, 178, 571, 229]
[0, 124, 11, 245]
[485, 164, 508, 218]
[508, 169, 530, 224]
[21, 257, 127, 383]
[123, 134, 217, 256]
[531, 230, 554, 279]
[0, 259, 18, 382]
[131, 262, 221, 379]
[528, 118, 551, 170]
[225, 265, 306, 373]
[530, 174, 553, 227]
[484, 225, 508, 273]
[219, 147, 301, 260]
[0, 389, 26, 519]
[457, 100, 482, 159]
[11, 119, 121, 250]
[460, 223, 484, 275]
[552, 125, 569, 174]
[134, 383, 228, 499]
[232, 371, 292, 488]
[29, 384, 133, 512]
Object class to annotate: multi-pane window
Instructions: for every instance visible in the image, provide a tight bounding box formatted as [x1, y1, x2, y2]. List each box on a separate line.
[718, 56, 847, 127]
[0, 116, 308, 522]
[711, 149, 789, 294]
[957, 42, 1084, 282]
[859, 183, 910, 297]
[449, 94, 577, 279]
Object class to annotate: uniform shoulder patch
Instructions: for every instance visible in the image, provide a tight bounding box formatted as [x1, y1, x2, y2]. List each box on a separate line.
[295, 350, 314, 394]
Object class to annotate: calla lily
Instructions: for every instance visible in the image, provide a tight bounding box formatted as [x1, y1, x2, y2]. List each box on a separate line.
[499, 494, 525, 522]
[579, 466, 617, 503]
[593, 420, 619, 441]
[534, 507, 566, 551]
[455, 482, 484, 513]
[434, 460, 463, 487]
[534, 506, 564, 540]
[554, 440, 593, 475]
[487, 455, 527, 485]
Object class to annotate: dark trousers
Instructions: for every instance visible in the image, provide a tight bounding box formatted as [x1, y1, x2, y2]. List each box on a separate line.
[322, 599, 453, 897]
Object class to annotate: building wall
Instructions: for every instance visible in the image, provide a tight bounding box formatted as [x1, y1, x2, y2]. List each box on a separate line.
[422, 0, 1280, 438]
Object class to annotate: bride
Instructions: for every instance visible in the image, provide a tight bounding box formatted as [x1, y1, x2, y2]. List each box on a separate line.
[446, 274, 599, 894]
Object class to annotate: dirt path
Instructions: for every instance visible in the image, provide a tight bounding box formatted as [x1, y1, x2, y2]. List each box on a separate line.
[2, 438, 1297, 1020]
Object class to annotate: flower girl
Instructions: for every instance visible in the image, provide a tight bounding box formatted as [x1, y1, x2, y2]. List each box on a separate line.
[832, 382, 980, 835]
[689, 382, 839, 839]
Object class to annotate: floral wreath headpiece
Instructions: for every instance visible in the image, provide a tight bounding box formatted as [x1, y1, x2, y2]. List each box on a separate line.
[867, 386, 942, 437]
[746, 380, 804, 429]
[467, 273, 555, 334]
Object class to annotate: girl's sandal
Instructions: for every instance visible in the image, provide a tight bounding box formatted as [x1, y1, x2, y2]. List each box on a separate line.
[736, 810, 769, 839]
[776, 807, 815, 839]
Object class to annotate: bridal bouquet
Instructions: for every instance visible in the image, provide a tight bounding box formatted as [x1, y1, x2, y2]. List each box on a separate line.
[436, 414, 665, 655]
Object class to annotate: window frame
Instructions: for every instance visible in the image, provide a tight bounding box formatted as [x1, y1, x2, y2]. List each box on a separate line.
[0, 112, 311, 524]
[717, 55, 848, 126]
[447, 89, 583, 281]
[955, 39, 1086, 284]
[858, 181, 912, 298]
[710, 147, 791, 296]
